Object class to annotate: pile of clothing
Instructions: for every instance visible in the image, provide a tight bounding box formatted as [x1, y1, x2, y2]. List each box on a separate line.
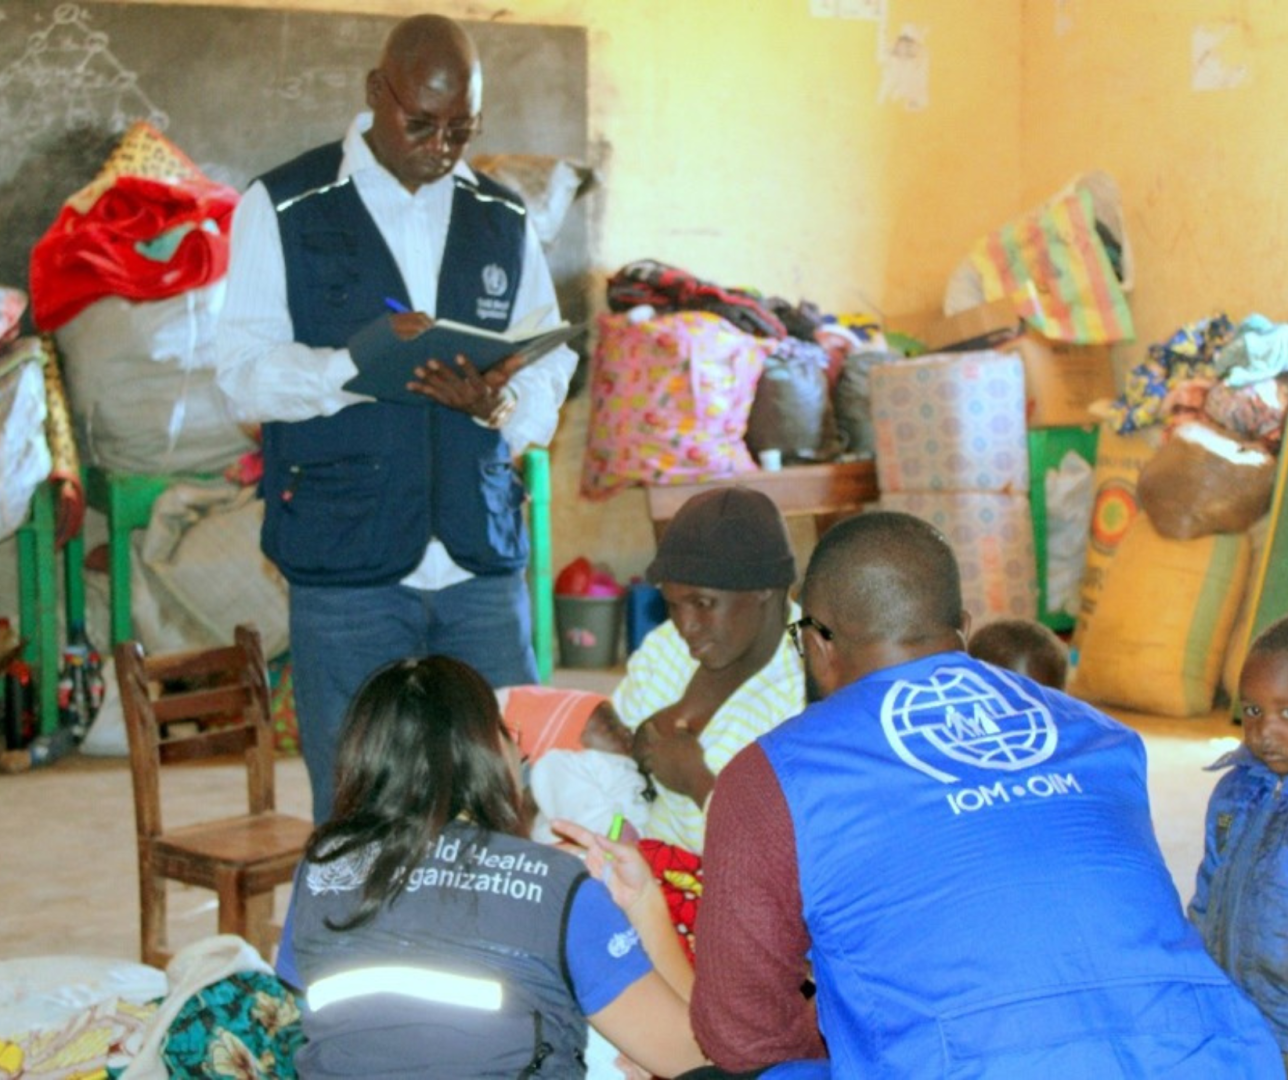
[1108, 313, 1287, 541]
[0, 288, 81, 546]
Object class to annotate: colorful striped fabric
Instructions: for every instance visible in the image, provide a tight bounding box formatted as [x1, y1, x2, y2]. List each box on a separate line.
[968, 187, 1134, 345]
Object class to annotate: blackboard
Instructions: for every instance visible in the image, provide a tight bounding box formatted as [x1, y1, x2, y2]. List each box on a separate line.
[0, 2, 590, 331]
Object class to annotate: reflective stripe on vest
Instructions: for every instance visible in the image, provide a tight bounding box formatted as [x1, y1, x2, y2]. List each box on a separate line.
[308, 965, 503, 1013]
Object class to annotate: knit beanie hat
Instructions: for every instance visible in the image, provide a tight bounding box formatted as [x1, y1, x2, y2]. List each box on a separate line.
[646, 486, 796, 591]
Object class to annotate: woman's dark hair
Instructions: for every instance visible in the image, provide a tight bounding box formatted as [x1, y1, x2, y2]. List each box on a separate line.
[305, 655, 526, 930]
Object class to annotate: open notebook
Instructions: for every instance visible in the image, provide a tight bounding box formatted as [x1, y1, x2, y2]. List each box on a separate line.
[344, 307, 586, 405]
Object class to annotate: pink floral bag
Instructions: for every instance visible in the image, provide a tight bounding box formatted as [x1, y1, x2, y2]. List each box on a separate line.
[580, 311, 769, 499]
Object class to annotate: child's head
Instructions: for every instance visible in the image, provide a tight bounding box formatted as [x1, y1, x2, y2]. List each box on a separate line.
[1239, 616, 1288, 774]
[968, 618, 1069, 690]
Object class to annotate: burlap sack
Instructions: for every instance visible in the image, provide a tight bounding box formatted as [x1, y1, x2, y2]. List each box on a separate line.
[1137, 420, 1276, 540]
[1070, 514, 1251, 717]
[131, 482, 288, 658]
[1071, 422, 1163, 649]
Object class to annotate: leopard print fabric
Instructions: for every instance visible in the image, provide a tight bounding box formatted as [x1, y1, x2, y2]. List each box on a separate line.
[39, 338, 78, 479]
[66, 121, 205, 214]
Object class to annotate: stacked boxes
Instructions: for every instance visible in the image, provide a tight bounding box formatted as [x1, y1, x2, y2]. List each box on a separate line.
[890, 300, 1120, 630]
[872, 352, 1037, 621]
[912, 299, 1117, 429]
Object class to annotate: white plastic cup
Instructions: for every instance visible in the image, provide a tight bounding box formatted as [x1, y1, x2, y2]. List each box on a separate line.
[759, 448, 783, 471]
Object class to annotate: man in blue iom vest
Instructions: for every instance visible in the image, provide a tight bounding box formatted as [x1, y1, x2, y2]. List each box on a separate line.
[690, 511, 1280, 1077]
[216, 15, 575, 822]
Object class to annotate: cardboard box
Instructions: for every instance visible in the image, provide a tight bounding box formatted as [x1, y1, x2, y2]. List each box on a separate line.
[902, 300, 1117, 429]
[919, 298, 1024, 353]
[1005, 335, 1116, 428]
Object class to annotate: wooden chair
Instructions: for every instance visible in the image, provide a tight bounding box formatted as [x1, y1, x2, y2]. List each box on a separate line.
[115, 623, 314, 969]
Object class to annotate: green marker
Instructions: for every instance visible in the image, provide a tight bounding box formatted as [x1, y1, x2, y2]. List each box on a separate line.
[607, 813, 625, 842]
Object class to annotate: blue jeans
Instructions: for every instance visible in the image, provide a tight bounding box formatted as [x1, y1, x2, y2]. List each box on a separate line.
[289, 572, 537, 823]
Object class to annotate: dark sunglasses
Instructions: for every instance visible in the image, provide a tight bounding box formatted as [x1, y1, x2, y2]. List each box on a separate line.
[786, 615, 834, 658]
[377, 70, 482, 147]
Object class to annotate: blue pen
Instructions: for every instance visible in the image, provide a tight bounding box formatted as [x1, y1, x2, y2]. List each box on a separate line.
[384, 297, 411, 314]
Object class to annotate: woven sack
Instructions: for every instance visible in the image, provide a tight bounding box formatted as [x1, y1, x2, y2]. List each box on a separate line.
[1219, 512, 1273, 701]
[1071, 422, 1162, 648]
[1070, 514, 1250, 717]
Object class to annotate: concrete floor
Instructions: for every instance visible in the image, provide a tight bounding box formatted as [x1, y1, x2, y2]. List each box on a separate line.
[0, 679, 1240, 966]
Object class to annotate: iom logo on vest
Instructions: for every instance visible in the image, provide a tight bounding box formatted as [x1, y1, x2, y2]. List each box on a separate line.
[880, 667, 1075, 814]
[476, 263, 512, 323]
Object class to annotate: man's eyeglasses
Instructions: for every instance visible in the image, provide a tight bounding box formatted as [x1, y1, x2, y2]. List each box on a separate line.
[377, 70, 482, 147]
[786, 615, 834, 658]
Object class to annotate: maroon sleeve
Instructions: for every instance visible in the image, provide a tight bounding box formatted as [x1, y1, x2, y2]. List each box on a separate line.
[691, 744, 826, 1070]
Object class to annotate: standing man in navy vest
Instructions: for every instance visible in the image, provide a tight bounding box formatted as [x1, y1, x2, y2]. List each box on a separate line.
[216, 14, 576, 822]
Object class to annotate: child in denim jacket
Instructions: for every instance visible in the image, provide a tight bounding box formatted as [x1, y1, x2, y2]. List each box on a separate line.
[1189, 616, 1288, 1073]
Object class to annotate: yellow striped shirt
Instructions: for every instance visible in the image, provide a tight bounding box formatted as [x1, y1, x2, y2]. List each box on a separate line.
[611, 606, 805, 854]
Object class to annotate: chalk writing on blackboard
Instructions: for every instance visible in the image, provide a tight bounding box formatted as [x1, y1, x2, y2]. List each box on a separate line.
[0, 3, 166, 182]
[268, 67, 361, 112]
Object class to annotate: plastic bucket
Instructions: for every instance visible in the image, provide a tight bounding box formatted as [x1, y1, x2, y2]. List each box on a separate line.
[555, 595, 625, 668]
[625, 583, 667, 654]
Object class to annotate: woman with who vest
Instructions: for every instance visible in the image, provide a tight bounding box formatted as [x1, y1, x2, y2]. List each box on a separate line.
[276, 654, 707, 1079]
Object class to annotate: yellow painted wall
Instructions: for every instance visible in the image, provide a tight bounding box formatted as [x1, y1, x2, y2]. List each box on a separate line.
[8, 0, 1285, 663]
[1020, 1, 1288, 359]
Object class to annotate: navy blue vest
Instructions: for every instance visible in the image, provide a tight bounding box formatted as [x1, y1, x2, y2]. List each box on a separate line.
[290, 825, 591, 1078]
[257, 142, 529, 586]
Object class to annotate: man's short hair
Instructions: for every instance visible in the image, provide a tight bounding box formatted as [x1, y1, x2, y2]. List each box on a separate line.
[804, 511, 964, 642]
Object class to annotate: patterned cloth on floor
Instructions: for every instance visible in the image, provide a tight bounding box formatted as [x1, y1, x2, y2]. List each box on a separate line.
[0, 999, 159, 1079]
[134, 971, 302, 1080]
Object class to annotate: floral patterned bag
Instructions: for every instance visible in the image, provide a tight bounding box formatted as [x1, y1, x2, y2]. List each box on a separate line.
[580, 310, 769, 499]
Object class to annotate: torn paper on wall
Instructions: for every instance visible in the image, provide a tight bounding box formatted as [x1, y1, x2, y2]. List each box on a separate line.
[1192, 20, 1251, 91]
[838, 0, 885, 19]
[879, 24, 928, 111]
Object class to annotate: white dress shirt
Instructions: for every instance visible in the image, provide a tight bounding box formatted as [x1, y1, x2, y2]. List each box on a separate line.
[216, 113, 576, 589]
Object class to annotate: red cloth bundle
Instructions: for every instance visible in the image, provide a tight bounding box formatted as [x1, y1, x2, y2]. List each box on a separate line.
[28, 123, 238, 331]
